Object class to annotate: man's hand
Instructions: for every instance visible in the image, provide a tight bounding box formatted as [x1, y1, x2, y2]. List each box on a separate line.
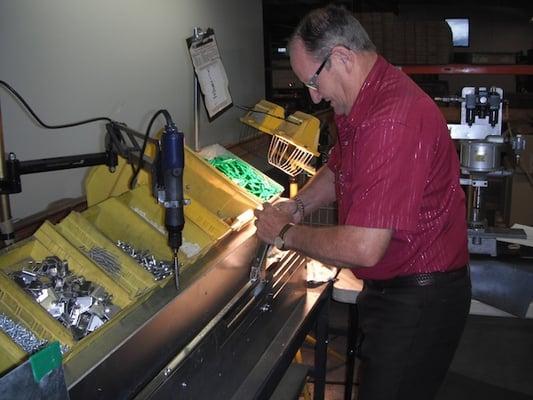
[254, 202, 294, 245]
[273, 197, 302, 224]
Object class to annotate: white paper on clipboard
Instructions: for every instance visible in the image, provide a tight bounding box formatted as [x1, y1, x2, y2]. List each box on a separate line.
[188, 30, 232, 119]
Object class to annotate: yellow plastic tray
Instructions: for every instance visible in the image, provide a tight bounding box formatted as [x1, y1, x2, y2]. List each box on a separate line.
[85, 156, 152, 207]
[55, 212, 157, 298]
[0, 329, 27, 375]
[199, 143, 284, 204]
[117, 189, 217, 266]
[83, 197, 206, 270]
[32, 222, 131, 308]
[184, 147, 268, 221]
[85, 146, 262, 226]
[0, 239, 77, 352]
[0, 227, 137, 361]
[120, 185, 231, 242]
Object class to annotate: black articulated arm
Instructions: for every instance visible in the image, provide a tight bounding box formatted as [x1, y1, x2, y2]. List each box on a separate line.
[0, 81, 186, 288]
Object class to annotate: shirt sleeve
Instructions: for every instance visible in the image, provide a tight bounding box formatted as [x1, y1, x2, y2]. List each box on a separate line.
[343, 115, 432, 232]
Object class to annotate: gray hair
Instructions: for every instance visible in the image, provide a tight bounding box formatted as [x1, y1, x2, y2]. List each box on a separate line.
[289, 5, 376, 61]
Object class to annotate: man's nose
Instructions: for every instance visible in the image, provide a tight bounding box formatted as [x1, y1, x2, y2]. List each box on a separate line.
[309, 88, 322, 104]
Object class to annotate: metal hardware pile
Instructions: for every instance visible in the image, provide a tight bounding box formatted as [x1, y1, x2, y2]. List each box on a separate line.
[82, 246, 121, 276]
[10, 256, 120, 340]
[116, 240, 173, 281]
[0, 313, 47, 354]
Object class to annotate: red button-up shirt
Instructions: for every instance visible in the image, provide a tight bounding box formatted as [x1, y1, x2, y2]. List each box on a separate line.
[327, 56, 468, 280]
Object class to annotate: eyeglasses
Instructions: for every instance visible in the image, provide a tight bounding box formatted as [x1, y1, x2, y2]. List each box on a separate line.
[304, 54, 330, 91]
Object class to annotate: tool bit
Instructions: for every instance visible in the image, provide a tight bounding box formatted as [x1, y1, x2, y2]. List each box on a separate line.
[173, 249, 179, 290]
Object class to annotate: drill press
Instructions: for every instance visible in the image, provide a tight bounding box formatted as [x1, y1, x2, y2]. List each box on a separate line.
[436, 87, 526, 255]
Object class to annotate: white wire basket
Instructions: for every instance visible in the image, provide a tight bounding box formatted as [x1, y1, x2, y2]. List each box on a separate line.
[240, 101, 321, 177]
[268, 134, 316, 177]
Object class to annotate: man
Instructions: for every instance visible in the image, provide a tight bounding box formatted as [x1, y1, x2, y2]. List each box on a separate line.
[254, 5, 471, 400]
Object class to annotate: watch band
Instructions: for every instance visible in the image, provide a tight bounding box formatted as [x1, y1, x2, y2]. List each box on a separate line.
[277, 223, 295, 250]
[293, 196, 305, 220]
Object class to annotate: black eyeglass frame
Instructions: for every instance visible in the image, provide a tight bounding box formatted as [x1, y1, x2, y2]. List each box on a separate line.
[304, 54, 331, 91]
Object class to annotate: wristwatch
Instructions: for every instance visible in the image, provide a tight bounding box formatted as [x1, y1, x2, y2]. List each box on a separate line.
[274, 223, 295, 251]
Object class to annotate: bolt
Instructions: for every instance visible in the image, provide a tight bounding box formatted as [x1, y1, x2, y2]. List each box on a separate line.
[260, 304, 272, 313]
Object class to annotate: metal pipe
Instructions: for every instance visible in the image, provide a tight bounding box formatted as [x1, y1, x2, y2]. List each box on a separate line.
[0, 100, 15, 246]
[194, 74, 200, 152]
[192, 27, 203, 152]
[18, 152, 110, 174]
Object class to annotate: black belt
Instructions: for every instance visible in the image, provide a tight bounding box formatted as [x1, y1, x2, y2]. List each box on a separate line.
[364, 266, 468, 289]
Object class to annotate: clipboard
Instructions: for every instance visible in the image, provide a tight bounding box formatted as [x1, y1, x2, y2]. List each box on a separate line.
[187, 28, 233, 121]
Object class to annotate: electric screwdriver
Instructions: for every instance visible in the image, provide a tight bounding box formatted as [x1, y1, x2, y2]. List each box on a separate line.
[155, 116, 185, 290]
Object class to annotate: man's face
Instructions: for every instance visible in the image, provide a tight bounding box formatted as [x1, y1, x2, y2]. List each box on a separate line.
[289, 39, 350, 115]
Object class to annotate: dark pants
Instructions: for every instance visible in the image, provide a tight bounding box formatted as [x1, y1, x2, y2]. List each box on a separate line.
[356, 272, 471, 400]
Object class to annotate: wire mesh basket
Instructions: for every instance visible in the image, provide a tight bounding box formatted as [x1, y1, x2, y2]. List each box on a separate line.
[268, 134, 315, 177]
[241, 102, 321, 177]
[269, 112, 320, 177]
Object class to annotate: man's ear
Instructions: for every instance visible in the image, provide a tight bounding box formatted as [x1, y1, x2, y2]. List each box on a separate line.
[331, 45, 354, 72]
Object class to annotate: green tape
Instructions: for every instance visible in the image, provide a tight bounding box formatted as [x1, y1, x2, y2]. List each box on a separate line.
[29, 341, 62, 382]
[208, 156, 281, 201]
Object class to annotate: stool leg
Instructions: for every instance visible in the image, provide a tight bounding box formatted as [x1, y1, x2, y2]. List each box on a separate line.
[344, 303, 358, 400]
[294, 350, 312, 400]
[313, 298, 329, 400]
[305, 335, 346, 363]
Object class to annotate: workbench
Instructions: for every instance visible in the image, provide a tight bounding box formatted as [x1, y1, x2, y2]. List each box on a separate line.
[62, 224, 331, 400]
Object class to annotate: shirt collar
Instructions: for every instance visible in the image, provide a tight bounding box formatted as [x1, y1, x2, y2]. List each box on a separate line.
[335, 55, 389, 130]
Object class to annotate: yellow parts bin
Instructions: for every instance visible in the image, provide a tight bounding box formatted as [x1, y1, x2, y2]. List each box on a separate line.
[0, 255, 74, 351]
[84, 145, 264, 228]
[83, 197, 209, 273]
[85, 156, 152, 207]
[0, 222, 136, 368]
[55, 211, 156, 298]
[32, 222, 131, 308]
[183, 146, 264, 222]
[119, 185, 229, 251]
[83, 197, 173, 261]
[0, 329, 26, 375]
[199, 143, 284, 203]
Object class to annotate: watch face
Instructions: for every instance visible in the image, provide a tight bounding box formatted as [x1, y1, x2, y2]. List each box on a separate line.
[274, 236, 284, 250]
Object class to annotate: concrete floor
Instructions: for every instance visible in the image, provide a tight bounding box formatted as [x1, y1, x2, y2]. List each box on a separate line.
[298, 301, 533, 400]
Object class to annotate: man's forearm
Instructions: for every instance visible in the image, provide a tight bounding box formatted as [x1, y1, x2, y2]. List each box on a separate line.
[283, 224, 392, 268]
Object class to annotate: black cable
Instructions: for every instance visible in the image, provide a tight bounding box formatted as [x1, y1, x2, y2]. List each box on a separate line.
[235, 104, 301, 125]
[517, 161, 533, 188]
[0, 80, 176, 191]
[0, 80, 113, 128]
[129, 109, 169, 189]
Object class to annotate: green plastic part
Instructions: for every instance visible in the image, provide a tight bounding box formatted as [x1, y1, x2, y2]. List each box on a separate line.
[29, 341, 62, 382]
[208, 156, 282, 201]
